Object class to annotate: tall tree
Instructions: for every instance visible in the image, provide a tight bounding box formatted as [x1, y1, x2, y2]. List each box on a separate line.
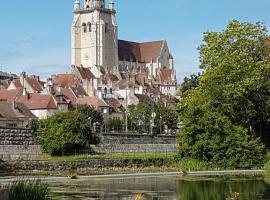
[178, 20, 269, 168]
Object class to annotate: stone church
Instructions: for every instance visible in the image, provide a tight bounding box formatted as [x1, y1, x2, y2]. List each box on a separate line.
[71, 0, 177, 98]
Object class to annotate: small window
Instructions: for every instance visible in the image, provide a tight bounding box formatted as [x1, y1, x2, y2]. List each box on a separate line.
[105, 23, 108, 33]
[82, 23, 87, 33]
[87, 22, 92, 32]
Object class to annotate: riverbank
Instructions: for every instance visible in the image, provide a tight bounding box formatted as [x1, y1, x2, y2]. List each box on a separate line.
[0, 170, 266, 184]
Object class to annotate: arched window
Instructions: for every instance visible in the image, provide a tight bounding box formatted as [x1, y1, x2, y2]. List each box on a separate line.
[87, 23, 92, 32]
[82, 23, 87, 33]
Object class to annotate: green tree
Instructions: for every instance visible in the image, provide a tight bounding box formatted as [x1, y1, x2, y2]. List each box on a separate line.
[127, 101, 153, 134]
[76, 104, 104, 125]
[37, 110, 98, 155]
[181, 73, 201, 96]
[177, 20, 268, 168]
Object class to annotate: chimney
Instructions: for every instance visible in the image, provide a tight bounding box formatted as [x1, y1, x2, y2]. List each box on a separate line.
[20, 72, 27, 95]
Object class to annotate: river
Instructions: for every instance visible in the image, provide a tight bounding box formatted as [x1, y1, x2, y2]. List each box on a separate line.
[49, 175, 270, 200]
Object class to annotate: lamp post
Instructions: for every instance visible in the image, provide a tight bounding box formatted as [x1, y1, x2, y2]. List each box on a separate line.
[125, 87, 128, 136]
[150, 112, 156, 136]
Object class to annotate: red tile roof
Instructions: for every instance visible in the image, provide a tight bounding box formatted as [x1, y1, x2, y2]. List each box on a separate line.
[53, 74, 80, 87]
[105, 98, 121, 112]
[12, 79, 23, 88]
[76, 96, 109, 109]
[159, 67, 174, 84]
[0, 79, 10, 89]
[55, 88, 77, 107]
[16, 93, 57, 110]
[0, 101, 36, 120]
[118, 40, 164, 63]
[25, 77, 43, 92]
[0, 88, 22, 103]
[75, 66, 95, 80]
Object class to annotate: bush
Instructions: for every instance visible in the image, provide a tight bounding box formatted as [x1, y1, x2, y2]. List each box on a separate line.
[37, 110, 96, 155]
[9, 179, 51, 200]
[177, 111, 266, 169]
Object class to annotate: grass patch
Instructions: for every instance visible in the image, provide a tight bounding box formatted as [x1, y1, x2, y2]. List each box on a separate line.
[38, 153, 176, 162]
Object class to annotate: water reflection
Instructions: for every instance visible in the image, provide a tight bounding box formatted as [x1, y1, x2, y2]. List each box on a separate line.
[50, 176, 270, 200]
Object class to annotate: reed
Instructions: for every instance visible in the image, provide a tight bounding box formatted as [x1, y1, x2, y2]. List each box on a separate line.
[9, 179, 51, 200]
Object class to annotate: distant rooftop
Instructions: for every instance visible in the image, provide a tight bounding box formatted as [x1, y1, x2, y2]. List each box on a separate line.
[0, 71, 17, 79]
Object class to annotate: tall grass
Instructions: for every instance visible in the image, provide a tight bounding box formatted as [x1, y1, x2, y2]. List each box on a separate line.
[174, 158, 209, 172]
[9, 179, 51, 200]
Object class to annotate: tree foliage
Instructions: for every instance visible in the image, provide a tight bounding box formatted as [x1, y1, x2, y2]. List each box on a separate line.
[127, 101, 178, 134]
[37, 105, 103, 155]
[181, 73, 201, 96]
[178, 20, 269, 168]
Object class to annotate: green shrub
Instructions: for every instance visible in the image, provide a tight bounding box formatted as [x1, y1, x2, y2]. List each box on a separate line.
[9, 179, 51, 200]
[177, 111, 266, 169]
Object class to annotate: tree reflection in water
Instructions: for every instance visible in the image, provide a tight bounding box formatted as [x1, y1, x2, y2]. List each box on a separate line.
[50, 176, 270, 200]
[177, 178, 267, 200]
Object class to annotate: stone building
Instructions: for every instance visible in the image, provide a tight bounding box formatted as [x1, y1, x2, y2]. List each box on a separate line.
[0, 101, 36, 128]
[71, 0, 177, 99]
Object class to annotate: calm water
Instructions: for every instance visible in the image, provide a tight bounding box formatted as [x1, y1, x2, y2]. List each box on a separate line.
[50, 176, 270, 200]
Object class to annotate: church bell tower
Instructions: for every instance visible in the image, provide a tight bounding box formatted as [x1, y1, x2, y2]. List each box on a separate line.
[71, 0, 118, 76]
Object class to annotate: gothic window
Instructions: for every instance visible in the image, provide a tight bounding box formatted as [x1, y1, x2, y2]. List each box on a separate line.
[87, 23, 92, 32]
[82, 23, 87, 33]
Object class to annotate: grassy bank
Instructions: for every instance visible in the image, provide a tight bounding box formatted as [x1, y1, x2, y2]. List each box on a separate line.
[38, 152, 176, 161]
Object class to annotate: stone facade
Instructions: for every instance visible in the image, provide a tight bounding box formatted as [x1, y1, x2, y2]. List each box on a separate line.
[72, 0, 118, 75]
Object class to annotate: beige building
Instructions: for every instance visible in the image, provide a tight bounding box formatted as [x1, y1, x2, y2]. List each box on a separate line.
[71, 0, 177, 98]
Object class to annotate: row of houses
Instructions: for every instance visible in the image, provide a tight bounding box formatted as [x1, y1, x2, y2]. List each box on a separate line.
[0, 66, 179, 128]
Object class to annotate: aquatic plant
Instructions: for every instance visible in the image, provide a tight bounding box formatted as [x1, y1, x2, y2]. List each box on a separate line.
[174, 158, 209, 172]
[9, 179, 51, 200]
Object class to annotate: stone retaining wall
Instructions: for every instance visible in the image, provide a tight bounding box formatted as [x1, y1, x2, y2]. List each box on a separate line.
[12, 158, 174, 171]
[91, 144, 178, 154]
[0, 127, 35, 145]
[0, 189, 9, 200]
[0, 145, 40, 161]
[101, 134, 176, 144]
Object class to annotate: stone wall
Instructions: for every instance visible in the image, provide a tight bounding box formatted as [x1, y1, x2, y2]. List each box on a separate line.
[101, 134, 176, 144]
[12, 158, 174, 171]
[91, 144, 178, 154]
[0, 145, 40, 161]
[0, 127, 36, 145]
[0, 127, 38, 161]
[0, 189, 9, 200]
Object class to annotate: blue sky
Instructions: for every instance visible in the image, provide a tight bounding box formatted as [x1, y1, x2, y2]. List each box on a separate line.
[0, 0, 269, 82]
